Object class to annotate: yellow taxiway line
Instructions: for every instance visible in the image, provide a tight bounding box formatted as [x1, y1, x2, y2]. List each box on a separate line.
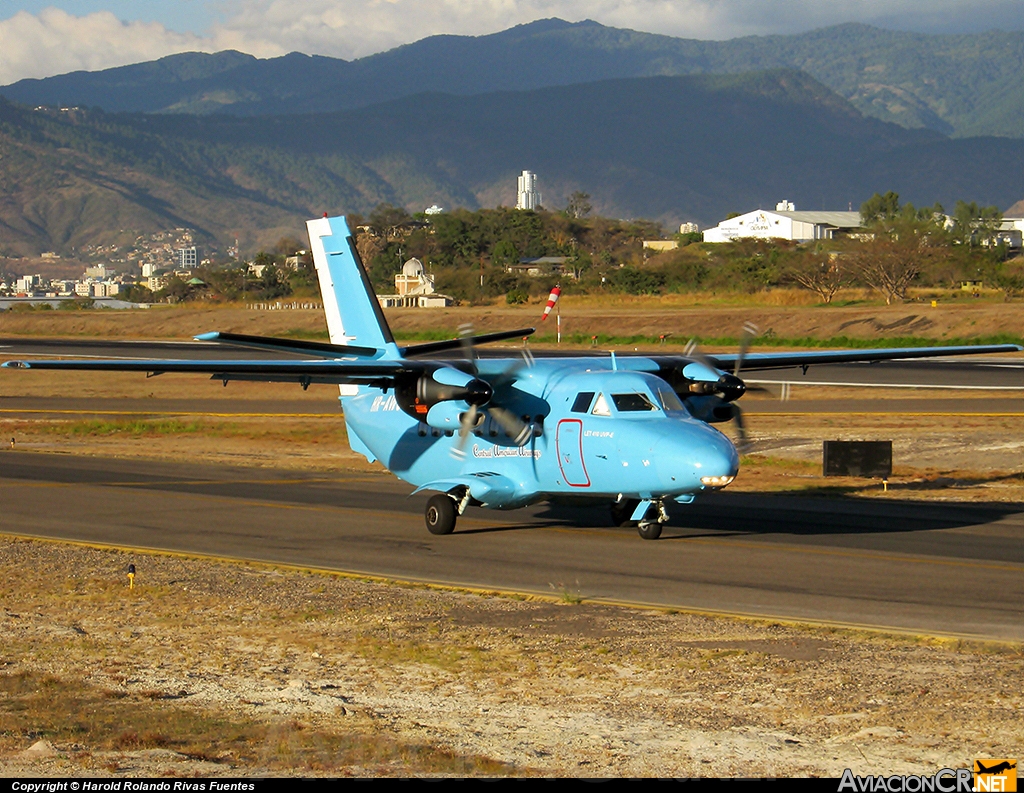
[0, 529, 1017, 647]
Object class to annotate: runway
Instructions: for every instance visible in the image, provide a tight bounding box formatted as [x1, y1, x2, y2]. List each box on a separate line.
[2, 451, 1021, 641]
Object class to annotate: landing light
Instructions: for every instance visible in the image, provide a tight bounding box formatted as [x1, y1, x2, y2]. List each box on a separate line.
[700, 475, 735, 488]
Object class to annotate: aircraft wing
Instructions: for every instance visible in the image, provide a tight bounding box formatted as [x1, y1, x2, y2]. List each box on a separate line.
[0, 357, 415, 386]
[703, 344, 1022, 371]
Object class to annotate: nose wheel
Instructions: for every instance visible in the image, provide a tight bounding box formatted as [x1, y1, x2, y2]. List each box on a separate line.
[637, 520, 663, 540]
[611, 498, 669, 539]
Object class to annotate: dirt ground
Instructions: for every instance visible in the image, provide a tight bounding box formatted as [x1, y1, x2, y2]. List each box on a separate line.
[1, 538, 1021, 778]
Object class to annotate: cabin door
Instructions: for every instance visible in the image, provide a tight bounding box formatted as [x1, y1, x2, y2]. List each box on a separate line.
[556, 419, 590, 487]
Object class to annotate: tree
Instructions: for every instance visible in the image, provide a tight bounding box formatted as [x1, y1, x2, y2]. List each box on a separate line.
[367, 203, 412, 240]
[953, 201, 1002, 246]
[786, 251, 846, 303]
[491, 239, 519, 267]
[565, 191, 592, 219]
[860, 191, 901, 225]
[848, 217, 939, 304]
[992, 260, 1024, 301]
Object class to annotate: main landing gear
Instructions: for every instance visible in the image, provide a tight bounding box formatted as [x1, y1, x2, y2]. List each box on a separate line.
[610, 497, 669, 540]
[424, 489, 471, 535]
[425, 494, 457, 535]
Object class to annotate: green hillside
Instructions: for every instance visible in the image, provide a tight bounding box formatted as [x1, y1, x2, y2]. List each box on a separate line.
[1, 71, 1022, 256]
[4, 20, 1024, 137]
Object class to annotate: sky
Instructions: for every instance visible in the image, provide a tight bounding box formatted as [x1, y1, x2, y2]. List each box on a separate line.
[1, 0, 1023, 85]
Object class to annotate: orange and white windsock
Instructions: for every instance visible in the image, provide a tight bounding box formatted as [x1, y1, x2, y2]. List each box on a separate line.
[541, 285, 561, 320]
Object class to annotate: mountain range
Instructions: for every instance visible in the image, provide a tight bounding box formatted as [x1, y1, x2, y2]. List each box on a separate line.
[2, 67, 1023, 258]
[5, 19, 1024, 138]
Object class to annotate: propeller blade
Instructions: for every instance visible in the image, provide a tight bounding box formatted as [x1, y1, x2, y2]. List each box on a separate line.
[684, 338, 718, 372]
[732, 403, 751, 454]
[458, 323, 478, 376]
[451, 404, 479, 460]
[734, 321, 759, 378]
[488, 405, 533, 447]
[490, 348, 535, 390]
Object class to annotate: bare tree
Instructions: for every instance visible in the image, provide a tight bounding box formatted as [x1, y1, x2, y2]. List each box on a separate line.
[787, 252, 846, 303]
[848, 229, 932, 305]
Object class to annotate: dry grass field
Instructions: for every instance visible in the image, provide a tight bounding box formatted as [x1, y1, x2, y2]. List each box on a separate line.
[1, 292, 1023, 345]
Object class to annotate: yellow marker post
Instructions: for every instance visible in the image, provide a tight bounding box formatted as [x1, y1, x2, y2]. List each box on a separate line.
[127, 563, 136, 590]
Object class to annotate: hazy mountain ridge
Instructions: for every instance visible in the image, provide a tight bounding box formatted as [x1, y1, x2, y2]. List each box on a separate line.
[1, 70, 1022, 257]
[4, 19, 1024, 137]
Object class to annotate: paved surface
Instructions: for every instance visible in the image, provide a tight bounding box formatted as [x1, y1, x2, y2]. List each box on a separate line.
[2, 451, 1020, 641]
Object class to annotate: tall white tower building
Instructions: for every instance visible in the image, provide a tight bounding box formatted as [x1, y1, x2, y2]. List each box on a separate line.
[516, 170, 541, 210]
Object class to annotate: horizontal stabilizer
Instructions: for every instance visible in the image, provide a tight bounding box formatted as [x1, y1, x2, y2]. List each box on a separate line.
[194, 331, 379, 359]
[402, 328, 535, 357]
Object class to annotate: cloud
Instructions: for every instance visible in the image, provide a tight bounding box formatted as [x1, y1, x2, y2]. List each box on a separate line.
[0, 8, 216, 84]
[2, 1, 1023, 86]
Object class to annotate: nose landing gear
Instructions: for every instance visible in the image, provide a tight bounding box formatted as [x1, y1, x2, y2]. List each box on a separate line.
[610, 497, 670, 540]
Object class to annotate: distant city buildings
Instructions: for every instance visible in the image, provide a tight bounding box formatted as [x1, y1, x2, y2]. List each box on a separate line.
[516, 170, 541, 211]
[424, 205, 444, 215]
[176, 246, 197, 269]
[84, 264, 113, 279]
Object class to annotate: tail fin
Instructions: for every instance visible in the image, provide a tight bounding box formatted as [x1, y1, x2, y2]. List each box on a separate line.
[306, 215, 401, 358]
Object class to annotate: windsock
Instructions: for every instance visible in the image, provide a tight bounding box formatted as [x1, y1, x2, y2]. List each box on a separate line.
[541, 285, 561, 320]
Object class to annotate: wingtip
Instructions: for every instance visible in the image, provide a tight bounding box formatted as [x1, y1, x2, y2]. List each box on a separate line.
[194, 332, 219, 341]
[1, 361, 30, 369]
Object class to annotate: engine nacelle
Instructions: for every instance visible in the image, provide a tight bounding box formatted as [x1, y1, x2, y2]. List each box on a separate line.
[393, 367, 492, 420]
[684, 395, 737, 424]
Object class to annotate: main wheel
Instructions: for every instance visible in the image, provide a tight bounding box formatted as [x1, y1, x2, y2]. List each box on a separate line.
[637, 521, 663, 540]
[610, 498, 640, 527]
[425, 494, 457, 535]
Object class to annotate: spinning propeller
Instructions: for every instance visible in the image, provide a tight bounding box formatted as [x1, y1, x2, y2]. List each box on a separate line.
[450, 324, 533, 459]
[682, 322, 759, 452]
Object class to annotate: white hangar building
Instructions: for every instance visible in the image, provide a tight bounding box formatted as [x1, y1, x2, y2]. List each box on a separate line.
[703, 201, 862, 243]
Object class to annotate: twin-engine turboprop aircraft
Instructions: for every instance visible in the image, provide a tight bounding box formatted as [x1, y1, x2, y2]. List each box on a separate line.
[4, 215, 1021, 539]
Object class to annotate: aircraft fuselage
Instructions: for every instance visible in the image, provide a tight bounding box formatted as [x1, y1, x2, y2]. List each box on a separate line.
[343, 358, 739, 509]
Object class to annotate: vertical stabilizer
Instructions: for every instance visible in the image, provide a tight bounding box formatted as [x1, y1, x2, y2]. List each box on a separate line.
[306, 215, 399, 356]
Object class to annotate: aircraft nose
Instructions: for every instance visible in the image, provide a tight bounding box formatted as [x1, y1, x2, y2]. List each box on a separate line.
[655, 422, 739, 491]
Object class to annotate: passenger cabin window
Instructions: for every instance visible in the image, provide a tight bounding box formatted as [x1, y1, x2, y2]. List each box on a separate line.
[591, 393, 612, 416]
[571, 392, 595, 413]
[611, 393, 658, 412]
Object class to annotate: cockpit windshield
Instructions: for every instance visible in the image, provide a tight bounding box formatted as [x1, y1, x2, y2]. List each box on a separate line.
[654, 386, 685, 412]
[611, 393, 658, 412]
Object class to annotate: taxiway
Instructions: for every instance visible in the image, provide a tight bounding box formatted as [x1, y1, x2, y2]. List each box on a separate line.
[1, 451, 1020, 641]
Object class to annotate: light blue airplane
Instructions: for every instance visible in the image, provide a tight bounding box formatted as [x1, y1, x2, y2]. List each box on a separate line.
[4, 215, 1021, 539]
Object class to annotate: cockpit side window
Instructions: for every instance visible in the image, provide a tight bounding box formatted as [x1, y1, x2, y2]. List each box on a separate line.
[591, 393, 612, 416]
[611, 392, 658, 412]
[571, 391, 595, 413]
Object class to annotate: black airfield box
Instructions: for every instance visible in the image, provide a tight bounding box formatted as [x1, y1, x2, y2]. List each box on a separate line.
[823, 441, 893, 478]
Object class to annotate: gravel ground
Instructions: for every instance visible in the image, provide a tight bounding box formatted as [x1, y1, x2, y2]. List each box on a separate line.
[1, 537, 1020, 777]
